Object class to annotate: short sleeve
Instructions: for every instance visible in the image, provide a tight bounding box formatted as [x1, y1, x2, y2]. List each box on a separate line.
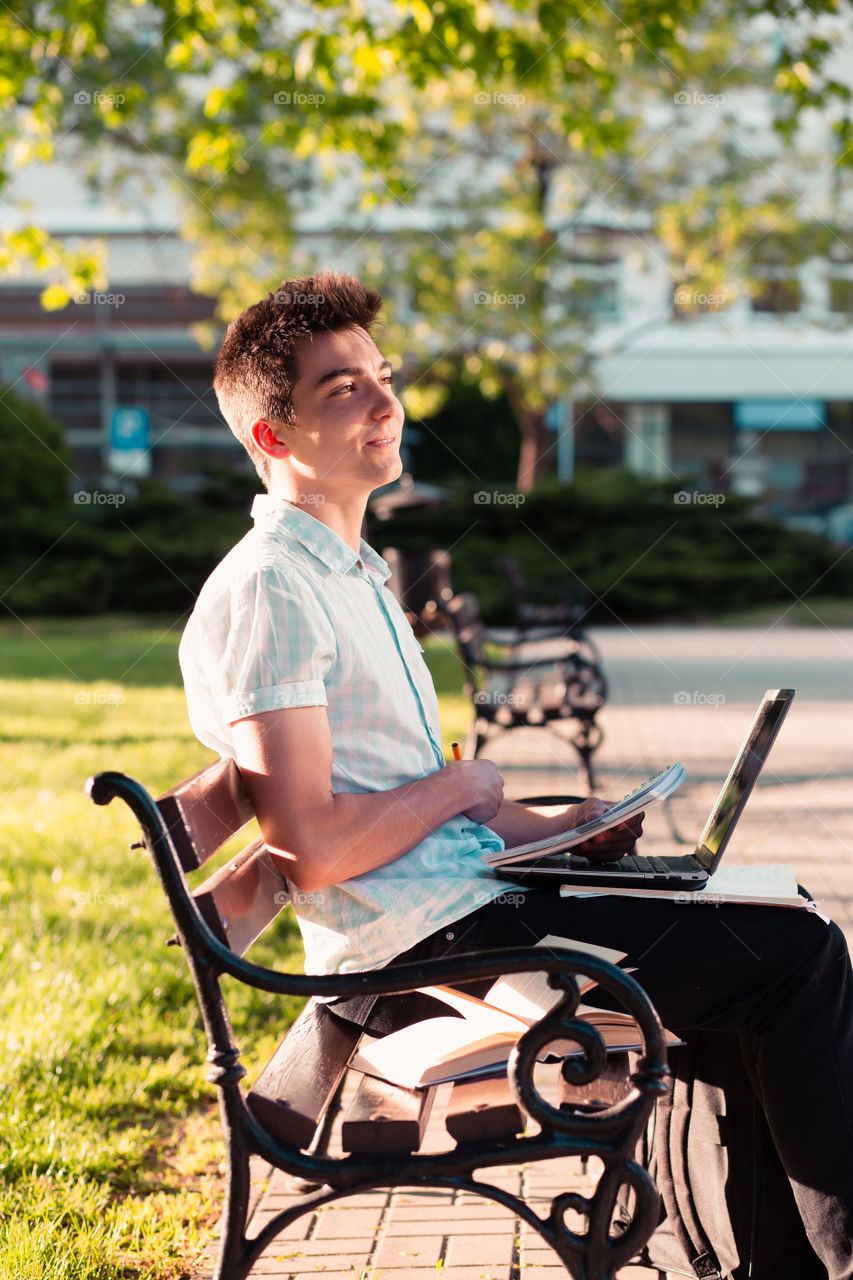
[206, 564, 338, 724]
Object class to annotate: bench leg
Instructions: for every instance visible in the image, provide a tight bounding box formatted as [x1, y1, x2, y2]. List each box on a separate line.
[558, 716, 600, 792]
[213, 1095, 254, 1280]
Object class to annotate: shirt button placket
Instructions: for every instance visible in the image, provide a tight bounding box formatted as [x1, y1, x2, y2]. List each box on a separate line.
[371, 580, 445, 767]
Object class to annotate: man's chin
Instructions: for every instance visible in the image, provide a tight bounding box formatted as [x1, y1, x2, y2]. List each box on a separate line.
[369, 456, 404, 489]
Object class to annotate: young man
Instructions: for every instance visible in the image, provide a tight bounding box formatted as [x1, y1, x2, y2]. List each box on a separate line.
[181, 270, 853, 1279]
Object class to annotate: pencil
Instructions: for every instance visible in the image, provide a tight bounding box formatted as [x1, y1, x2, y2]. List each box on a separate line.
[451, 741, 462, 760]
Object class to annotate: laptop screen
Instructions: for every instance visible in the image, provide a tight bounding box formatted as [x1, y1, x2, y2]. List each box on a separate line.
[694, 689, 795, 871]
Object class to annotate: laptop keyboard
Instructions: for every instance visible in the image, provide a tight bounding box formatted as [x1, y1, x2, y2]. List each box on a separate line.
[568, 853, 701, 873]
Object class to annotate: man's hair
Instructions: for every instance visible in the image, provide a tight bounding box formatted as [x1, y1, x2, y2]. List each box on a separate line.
[213, 269, 384, 485]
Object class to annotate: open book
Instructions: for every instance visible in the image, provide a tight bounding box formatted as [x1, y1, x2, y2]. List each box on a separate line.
[481, 763, 686, 869]
[349, 935, 682, 1089]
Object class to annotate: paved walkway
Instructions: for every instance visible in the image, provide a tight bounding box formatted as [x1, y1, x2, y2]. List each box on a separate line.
[198, 626, 853, 1279]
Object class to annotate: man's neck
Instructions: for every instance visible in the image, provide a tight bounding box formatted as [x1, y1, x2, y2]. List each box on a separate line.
[267, 481, 367, 554]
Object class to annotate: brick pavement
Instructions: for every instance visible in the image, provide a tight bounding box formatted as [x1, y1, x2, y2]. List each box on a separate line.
[197, 627, 853, 1279]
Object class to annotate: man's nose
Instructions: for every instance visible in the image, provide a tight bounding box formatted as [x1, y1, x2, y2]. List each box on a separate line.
[372, 383, 400, 416]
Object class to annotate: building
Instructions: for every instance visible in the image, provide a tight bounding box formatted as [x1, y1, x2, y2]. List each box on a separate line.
[0, 159, 245, 491]
[4, 130, 853, 516]
[567, 241, 853, 517]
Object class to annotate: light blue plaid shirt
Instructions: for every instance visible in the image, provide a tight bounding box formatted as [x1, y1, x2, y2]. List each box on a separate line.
[179, 494, 508, 975]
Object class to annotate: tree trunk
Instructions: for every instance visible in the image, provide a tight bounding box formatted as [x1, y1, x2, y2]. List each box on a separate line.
[516, 404, 551, 492]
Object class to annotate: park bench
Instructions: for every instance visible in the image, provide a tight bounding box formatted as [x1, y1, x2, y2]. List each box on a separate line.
[440, 589, 608, 790]
[500, 556, 596, 644]
[86, 757, 670, 1280]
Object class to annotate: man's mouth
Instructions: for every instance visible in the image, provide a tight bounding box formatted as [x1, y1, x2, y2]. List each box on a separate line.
[366, 436, 397, 447]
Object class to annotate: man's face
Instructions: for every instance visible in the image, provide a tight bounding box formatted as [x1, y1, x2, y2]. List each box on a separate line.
[279, 325, 405, 495]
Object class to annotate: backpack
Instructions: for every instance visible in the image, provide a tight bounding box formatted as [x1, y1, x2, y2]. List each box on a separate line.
[622, 1030, 824, 1280]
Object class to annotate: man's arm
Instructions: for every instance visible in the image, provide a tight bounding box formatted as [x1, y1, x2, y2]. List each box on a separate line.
[231, 704, 505, 892]
[485, 797, 644, 859]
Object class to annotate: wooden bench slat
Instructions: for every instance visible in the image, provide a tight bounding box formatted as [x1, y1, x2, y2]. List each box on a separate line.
[157, 757, 254, 870]
[247, 1003, 361, 1149]
[193, 837, 290, 957]
[558, 1051, 633, 1109]
[445, 1075, 524, 1142]
[341, 1074, 436, 1153]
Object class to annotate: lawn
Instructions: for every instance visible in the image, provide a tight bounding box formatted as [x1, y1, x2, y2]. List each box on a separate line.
[0, 617, 470, 1279]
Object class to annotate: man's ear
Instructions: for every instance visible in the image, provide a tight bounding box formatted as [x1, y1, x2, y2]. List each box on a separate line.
[251, 418, 293, 460]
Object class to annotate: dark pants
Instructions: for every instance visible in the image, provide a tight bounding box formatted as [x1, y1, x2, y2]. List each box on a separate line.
[380, 889, 853, 1280]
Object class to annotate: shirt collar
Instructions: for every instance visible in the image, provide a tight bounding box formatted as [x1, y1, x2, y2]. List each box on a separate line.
[251, 494, 391, 582]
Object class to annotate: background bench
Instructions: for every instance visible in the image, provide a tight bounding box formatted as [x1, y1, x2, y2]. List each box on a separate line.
[87, 757, 669, 1280]
[440, 589, 608, 789]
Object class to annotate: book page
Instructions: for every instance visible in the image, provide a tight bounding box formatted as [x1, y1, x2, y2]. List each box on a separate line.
[350, 1016, 522, 1088]
[415, 984, 527, 1033]
[697, 864, 801, 898]
[484, 935, 628, 1024]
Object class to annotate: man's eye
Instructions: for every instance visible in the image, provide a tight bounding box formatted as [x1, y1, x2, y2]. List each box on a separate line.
[332, 375, 394, 396]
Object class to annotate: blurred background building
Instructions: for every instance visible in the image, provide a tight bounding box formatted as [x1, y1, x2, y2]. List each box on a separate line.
[3, 150, 853, 522]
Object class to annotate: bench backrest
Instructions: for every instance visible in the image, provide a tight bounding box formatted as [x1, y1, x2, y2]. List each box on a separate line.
[440, 591, 487, 668]
[156, 757, 290, 956]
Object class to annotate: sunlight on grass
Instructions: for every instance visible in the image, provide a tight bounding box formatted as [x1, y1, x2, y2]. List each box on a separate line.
[0, 618, 472, 1277]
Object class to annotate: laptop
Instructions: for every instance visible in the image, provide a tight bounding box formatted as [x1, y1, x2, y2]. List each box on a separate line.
[497, 688, 795, 892]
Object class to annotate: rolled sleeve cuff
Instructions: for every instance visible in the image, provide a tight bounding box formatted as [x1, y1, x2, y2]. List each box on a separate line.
[223, 680, 328, 723]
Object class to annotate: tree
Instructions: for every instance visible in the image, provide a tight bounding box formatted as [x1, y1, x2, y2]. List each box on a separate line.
[330, 13, 853, 488]
[0, 383, 69, 527]
[2, 0, 851, 487]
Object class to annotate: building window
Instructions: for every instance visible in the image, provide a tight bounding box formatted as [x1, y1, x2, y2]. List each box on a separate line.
[115, 361, 222, 438]
[750, 276, 802, 313]
[50, 363, 101, 433]
[829, 277, 853, 315]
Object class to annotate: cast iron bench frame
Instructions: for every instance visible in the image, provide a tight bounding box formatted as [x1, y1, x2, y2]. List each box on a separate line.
[440, 590, 608, 790]
[499, 555, 597, 643]
[87, 758, 669, 1280]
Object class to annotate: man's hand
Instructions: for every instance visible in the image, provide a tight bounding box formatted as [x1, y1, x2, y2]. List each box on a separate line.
[571, 796, 645, 863]
[456, 759, 505, 823]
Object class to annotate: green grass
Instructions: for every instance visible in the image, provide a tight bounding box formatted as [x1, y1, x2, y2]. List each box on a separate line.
[0, 618, 471, 1278]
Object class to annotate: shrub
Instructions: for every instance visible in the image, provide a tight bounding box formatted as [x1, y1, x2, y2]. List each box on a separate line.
[371, 470, 853, 622]
[0, 384, 69, 530]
